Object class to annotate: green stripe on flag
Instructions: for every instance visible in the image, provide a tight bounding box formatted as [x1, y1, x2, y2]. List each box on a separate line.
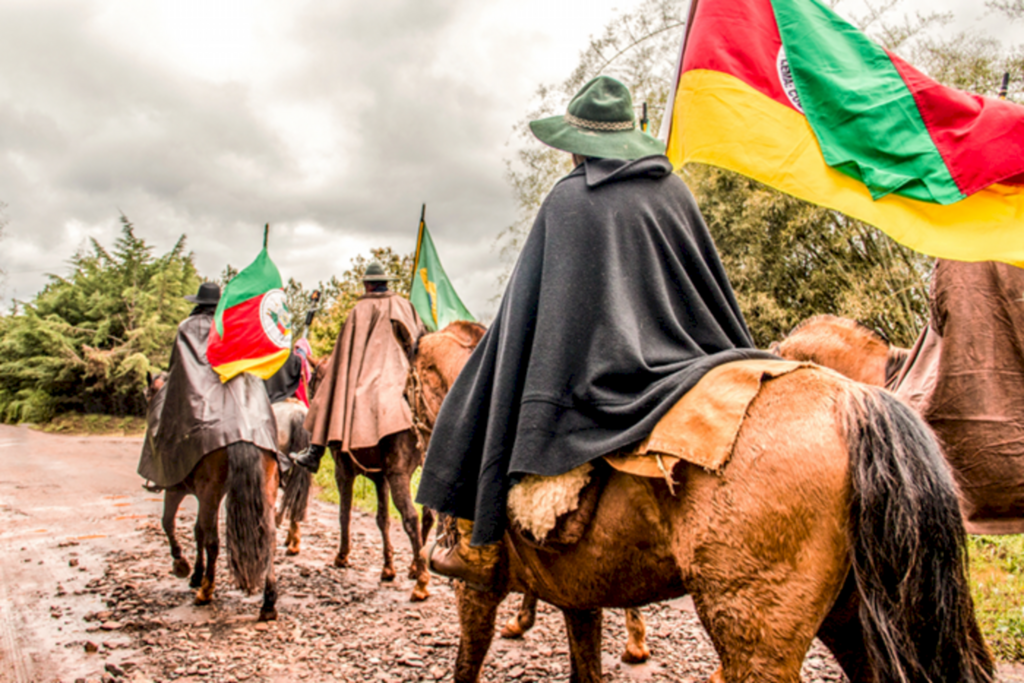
[410, 222, 475, 333]
[771, 0, 964, 204]
[214, 248, 284, 337]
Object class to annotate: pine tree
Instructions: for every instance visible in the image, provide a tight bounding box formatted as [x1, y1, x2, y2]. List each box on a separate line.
[0, 216, 200, 421]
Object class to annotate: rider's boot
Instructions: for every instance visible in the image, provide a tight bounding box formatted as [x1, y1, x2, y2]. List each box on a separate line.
[429, 517, 500, 591]
[293, 444, 326, 473]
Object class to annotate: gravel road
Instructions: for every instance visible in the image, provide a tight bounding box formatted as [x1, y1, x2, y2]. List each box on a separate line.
[1, 423, 1020, 683]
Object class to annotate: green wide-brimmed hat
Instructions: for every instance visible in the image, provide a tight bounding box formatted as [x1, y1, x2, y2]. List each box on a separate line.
[363, 261, 399, 282]
[529, 76, 666, 160]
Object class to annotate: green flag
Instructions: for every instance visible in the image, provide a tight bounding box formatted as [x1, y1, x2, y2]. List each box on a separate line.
[409, 211, 475, 332]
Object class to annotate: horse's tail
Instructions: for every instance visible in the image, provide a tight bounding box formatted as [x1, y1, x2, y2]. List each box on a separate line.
[280, 409, 311, 524]
[226, 441, 275, 595]
[842, 387, 993, 683]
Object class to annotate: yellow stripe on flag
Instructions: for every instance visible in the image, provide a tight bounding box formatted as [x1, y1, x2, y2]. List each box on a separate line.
[670, 69, 1024, 267]
[212, 348, 290, 383]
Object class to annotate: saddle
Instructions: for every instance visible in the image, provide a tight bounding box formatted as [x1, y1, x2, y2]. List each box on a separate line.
[506, 359, 814, 546]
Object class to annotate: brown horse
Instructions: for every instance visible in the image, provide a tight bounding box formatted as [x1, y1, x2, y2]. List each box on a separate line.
[409, 333, 992, 682]
[409, 321, 647, 665]
[329, 429, 434, 601]
[309, 357, 434, 602]
[148, 373, 280, 621]
[769, 315, 909, 388]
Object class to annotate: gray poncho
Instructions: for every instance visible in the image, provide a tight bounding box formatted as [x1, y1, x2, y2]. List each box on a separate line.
[138, 312, 278, 488]
[416, 156, 774, 544]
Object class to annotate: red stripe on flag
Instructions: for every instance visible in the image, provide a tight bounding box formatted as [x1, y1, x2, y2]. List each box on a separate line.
[683, 0, 797, 113]
[206, 294, 283, 369]
[888, 52, 1024, 195]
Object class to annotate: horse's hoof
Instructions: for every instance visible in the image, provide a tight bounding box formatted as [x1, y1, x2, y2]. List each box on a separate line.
[621, 646, 651, 664]
[500, 622, 525, 640]
[333, 555, 350, 569]
[409, 586, 429, 602]
[380, 567, 397, 582]
[286, 546, 300, 557]
[258, 609, 278, 622]
[172, 559, 191, 579]
[193, 594, 212, 606]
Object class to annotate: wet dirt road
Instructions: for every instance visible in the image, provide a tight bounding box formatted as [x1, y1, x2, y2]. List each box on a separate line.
[0, 422, 1018, 683]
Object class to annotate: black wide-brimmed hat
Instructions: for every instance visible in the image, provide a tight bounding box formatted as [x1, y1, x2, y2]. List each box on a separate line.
[529, 75, 666, 160]
[362, 261, 399, 282]
[184, 281, 221, 304]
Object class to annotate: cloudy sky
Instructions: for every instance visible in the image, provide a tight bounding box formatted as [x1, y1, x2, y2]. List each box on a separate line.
[0, 0, 1016, 320]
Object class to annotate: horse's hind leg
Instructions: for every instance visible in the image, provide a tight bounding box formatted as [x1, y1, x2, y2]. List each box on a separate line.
[189, 516, 205, 589]
[816, 574, 872, 683]
[162, 488, 190, 579]
[193, 470, 226, 606]
[500, 592, 538, 639]
[384, 430, 429, 600]
[333, 448, 357, 568]
[621, 608, 650, 664]
[286, 519, 301, 557]
[369, 470, 396, 582]
[563, 607, 603, 683]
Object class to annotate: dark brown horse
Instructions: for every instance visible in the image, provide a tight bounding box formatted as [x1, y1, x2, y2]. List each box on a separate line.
[409, 322, 648, 665]
[410, 332, 992, 682]
[148, 373, 280, 621]
[309, 359, 435, 602]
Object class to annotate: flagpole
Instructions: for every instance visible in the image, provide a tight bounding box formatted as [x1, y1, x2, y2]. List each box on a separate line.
[263, 223, 269, 249]
[658, 0, 701, 142]
[411, 203, 426, 292]
[999, 72, 1010, 99]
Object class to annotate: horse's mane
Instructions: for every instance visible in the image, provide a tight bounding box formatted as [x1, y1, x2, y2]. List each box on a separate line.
[787, 314, 890, 347]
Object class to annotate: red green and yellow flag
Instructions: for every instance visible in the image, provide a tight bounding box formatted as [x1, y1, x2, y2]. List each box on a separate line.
[207, 248, 291, 382]
[665, 0, 1024, 266]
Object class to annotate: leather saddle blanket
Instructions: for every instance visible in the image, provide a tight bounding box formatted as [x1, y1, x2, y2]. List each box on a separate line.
[507, 359, 811, 544]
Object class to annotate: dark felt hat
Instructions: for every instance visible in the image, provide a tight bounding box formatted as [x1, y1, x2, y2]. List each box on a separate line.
[184, 281, 221, 304]
[529, 76, 666, 160]
[362, 261, 398, 282]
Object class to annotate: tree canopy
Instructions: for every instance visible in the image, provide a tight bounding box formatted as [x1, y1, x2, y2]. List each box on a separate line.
[0, 216, 200, 422]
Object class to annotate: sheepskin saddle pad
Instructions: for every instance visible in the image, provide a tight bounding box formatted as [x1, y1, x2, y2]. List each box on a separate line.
[507, 461, 605, 546]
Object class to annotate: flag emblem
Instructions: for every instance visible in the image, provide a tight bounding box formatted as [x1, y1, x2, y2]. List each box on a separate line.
[260, 290, 292, 349]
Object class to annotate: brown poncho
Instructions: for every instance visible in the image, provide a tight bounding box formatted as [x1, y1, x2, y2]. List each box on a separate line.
[304, 292, 426, 454]
[894, 259, 1024, 535]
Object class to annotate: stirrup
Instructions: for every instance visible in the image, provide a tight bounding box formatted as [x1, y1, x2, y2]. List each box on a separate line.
[142, 481, 163, 493]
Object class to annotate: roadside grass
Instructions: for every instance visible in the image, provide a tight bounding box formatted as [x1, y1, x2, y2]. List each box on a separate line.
[314, 451, 1024, 662]
[969, 535, 1024, 661]
[313, 450, 423, 519]
[35, 413, 146, 437]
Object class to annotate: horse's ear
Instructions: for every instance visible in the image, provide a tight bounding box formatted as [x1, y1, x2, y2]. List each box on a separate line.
[146, 371, 153, 387]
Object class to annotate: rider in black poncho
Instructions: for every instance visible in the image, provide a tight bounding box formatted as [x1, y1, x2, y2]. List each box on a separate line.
[417, 76, 774, 588]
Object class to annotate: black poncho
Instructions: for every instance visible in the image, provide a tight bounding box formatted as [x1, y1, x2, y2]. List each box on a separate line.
[416, 156, 774, 544]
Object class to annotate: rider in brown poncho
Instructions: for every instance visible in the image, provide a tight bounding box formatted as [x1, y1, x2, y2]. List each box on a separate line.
[417, 76, 775, 589]
[294, 262, 427, 473]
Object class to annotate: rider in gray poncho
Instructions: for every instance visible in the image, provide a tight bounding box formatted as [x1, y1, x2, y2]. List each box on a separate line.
[417, 76, 774, 588]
